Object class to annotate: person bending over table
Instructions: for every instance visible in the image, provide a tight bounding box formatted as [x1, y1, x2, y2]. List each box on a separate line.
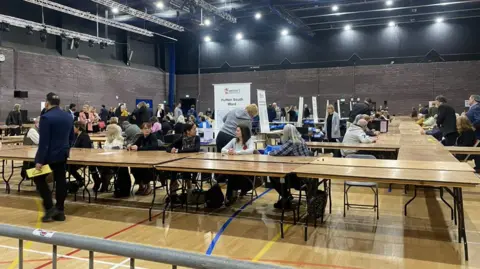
[127, 122, 159, 196]
[166, 123, 200, 202]
[221, 125, 256, 205]
[436, 95, 458, 146]
[454, 116, 476, 161]
[216, 104, 258, 152]
[122, 121, 142, 146]
[94, 124, 125, 193]
[268, 124, 312, 209]
[341, 119, 377, 157]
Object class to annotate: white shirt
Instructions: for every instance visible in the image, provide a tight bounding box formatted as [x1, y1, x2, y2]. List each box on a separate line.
[221, 138, 254, 155]
[26, 128, 40, 145]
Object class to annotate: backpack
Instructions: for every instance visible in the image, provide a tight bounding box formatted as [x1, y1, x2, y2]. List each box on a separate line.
[308, 190, 328, 219]
[205, 184, 224, 209]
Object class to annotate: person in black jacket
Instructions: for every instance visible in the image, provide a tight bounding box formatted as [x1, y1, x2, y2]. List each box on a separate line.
[436, 95, 458, 146]
[349, 98, 372, 123]
[137, 102, 150, 127]
[161, 117, 173, 135]
[455, 116, 476, 161]
[166, 123, 200, 200]
[68, 122, 100, 190]
[6, 104, 22, 136]
[128, 122, 159, 195]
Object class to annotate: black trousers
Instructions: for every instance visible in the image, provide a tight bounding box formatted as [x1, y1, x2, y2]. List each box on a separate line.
[442, 133, 458, 146]
[226, 175, 254, 199]
[131, 168, 155, 185]
[9, 127, 21, 136]
[270, 174, 302, 199]
[34, 161, 67, 211]
[216, 131, 235, 153]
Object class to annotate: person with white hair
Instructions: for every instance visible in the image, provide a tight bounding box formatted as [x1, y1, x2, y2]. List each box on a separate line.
[342, 119, 376, 156]
[268, 124, 311, 209]
[24, 117, 40, 145]
[174, 115, 186, 134]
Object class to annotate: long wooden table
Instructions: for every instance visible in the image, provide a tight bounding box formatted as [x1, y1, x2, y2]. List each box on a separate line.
[187, 152, 322, 164]
[306, 142, 399, 152]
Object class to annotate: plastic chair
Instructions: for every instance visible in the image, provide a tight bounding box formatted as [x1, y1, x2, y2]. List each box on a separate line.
[344, 154, 379, 219]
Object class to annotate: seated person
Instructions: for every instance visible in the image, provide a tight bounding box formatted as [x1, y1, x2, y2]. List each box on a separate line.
[423, 114, 436, 128]
[122, 121, 142, 145]
[21, 117, 40, 179]
[341, 119, 376, 157]
[150, 116, 162, 133]
[166, 123, 201, 200]
[109, 117, 123, 134]
[416, 114, 425, 126]
[269, 124, 311, 209]
[162, 116, 173, 134]
[174, 115, 186, 134]
[221, 125, 255, 205]
[69, 122, 100, 189]
[455, 116, 476, 161]
[353, 114, 379, 136]
[199, 116, 212, 129]
[94, 124, 125, 192]
[127, 122, 159, 195]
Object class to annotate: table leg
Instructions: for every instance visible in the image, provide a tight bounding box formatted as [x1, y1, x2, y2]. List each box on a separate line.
[149, 170, 157, 221]
[2, 160, 14, 194]
[404, 185, 417, 216]
[280, 177, 286, 239]
[82, 167, 92, 203]
[439, 187, 454, 221]
[455, 187, 468, 261]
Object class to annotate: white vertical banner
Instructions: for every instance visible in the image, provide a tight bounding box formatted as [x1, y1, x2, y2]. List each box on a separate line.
[297, 97, 304, 127]
[312, 96, 318, 124]
[213, 83, 251, 131]
[257, 89, 270, 133]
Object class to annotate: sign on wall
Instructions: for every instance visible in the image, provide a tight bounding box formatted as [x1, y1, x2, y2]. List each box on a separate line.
[312, 96, 318, 124]
[297, 97, 304, 127]
[213, 83, 251, 131]
[257, 89, 270, 133]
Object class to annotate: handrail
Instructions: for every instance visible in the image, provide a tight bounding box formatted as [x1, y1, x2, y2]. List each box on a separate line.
[0, 224, 291, 269]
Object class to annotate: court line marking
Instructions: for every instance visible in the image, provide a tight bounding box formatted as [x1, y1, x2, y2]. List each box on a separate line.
[34, 212, 162, 269]
[110, 258, 130, 269]
[7, 198, 43, 269]
[0, 244, 145, 268]
[205, 188, 272, 256]
[252, 224, 292, 262]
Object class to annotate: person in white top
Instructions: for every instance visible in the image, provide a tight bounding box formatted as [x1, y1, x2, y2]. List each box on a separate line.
[94, 125, 125, 192]
[341, 119, 376, 156]
[221, 125, 256, 205]
[25, 117, 40, 145]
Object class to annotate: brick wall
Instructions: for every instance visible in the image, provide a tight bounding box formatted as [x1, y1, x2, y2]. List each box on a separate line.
[177, 61, 480, 116]
[0, 47, 168, 121]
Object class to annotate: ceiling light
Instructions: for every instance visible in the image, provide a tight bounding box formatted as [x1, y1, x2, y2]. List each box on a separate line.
[111, 7, 119, 14]
[281, 29, 289, 36]
[255, 12, 262, 20]
[155, 1, 165, 9]
[344, 24, 351, 30]
[204, 19, 211, 26]
[332, 5, 339, 12]
[235, 32, 243, 40]
[204, 35, 211, 42]
[386, 0, 393, 6]
[436, 17, 444, 23]
[388, 21, 395, 27]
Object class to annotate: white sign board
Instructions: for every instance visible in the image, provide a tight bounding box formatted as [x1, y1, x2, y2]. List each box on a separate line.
[41, 102, 46, 112]
[297, 97, 304, 127]
[465, 100, 470, 108]
[312, 96, 318, 124]
[257, 89, 270, 133]
[213, 83, 251, 131]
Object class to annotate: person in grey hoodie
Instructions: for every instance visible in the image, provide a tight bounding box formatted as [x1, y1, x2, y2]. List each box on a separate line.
[122, 121, 142, 146]
[341, 119, 376, 156]
[216, 104, 258, 152]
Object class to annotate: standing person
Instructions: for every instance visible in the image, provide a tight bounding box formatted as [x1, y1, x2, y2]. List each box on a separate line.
[137, 102, 149, 126]
[411, 107, 418, 119]
[324, 104, 341, 142]
[465, 94, 480, 172]
[303, 104, 311, 119]
[79, 105, 94, 133]
[205, 108, 213, 118]
[273, 103, 281, 121]
[288, 105, 297, 122]
[216, 104, 258, 152]
[99, 105, 109, 123]
[114, 103, 123, 117]
[174, 102, 183, 122]
[349, 98, 372, 123]
[68, 104, 77, 121]
[6, 104, 22, 136]
[187, 105, 198, 120]
[436, 95, 457, 146]
[267, 104, 276, 122]
[156, 104, 165, 120]
[34, 92, 74, 222]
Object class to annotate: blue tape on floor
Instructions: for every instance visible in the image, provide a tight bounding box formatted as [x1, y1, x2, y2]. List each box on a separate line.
[205, 188, 272, 256]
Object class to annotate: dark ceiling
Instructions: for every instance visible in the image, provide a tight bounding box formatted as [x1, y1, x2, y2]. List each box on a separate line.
[38, 0, 480, 40]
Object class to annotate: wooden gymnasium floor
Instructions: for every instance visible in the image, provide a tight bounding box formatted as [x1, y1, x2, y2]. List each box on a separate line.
[1, 162, 480, 269]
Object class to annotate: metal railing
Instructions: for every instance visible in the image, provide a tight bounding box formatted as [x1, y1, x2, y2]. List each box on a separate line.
[0, 224, 291, 269]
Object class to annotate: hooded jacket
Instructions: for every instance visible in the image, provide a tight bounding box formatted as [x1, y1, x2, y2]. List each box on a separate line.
[341, 124, 374, 156]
